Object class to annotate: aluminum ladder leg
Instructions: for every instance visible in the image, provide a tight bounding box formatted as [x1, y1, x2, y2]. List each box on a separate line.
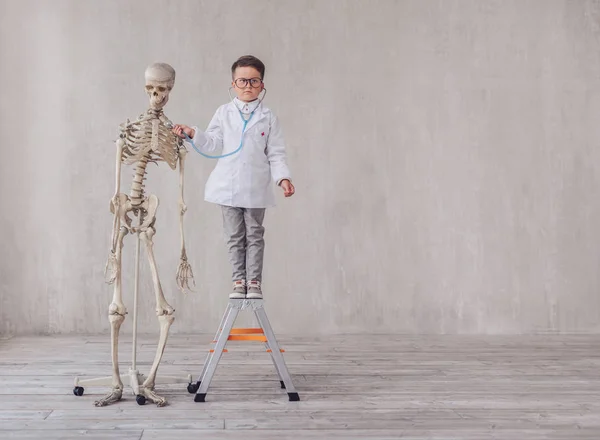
[189, 299, 299, 402]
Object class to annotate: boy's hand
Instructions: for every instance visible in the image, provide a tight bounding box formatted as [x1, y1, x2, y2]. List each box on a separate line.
[280, 179, 295, 197]
[172, 124, 195, 139]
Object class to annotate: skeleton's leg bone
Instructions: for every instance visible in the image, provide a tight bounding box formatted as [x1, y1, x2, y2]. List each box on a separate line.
[140, 314, 174, 407]
[140, 226, 174, 316]
[94, 316, 125, 407]
[94, 227, 128, 407]
[139, 225, 175, 406]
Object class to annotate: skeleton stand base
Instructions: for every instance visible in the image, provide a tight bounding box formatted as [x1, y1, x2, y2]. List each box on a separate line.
[189, 299, 300, 402]
[73, 232, 190, 406]
[73, 371, 192, 402]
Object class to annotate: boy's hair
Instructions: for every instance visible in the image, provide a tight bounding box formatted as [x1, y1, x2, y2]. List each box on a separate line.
[231, 55, 266, 79]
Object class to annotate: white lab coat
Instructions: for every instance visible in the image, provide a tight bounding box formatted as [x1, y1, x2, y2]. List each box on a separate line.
[187, 99, 291, 208]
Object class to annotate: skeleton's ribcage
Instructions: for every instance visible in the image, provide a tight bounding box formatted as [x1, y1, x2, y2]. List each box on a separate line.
[121, 118, 180, 169]
[120, 117, 181, 206]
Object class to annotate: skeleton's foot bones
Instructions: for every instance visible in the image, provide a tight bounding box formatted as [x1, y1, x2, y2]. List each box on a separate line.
[140, 386, 168, 407]
[93, 387, 123, 407]
[92, 384, 166, 407]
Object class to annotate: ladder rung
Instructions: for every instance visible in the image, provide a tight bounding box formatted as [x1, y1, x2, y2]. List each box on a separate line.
[231, 328, 264, 334]
[209, 349, 228, 353]
[228, 335, 267, 342]
[266, 349, 285, 353]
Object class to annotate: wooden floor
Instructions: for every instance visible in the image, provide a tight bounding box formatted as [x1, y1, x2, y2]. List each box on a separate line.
[0, 334, 599, 439]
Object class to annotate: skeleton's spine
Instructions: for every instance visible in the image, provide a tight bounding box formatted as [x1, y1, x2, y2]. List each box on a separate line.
[129, 154, 150, 207]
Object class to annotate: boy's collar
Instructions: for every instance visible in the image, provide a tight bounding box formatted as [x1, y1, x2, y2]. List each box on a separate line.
[233, 97, 261, 114]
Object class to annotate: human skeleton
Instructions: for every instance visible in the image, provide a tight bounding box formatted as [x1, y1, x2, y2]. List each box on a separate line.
[95, 62, 194, 407]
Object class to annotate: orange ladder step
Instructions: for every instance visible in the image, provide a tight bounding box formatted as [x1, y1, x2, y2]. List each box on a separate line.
[231, 328, 264, 334]
[228, 335, 267, 342]
[214, 328, 265, 342]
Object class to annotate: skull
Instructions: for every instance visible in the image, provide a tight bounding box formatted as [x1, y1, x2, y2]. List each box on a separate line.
[144, 62, 176, 110]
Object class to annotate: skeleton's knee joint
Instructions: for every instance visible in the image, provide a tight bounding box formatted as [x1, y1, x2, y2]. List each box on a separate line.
[156, 306, 175, 318]
[109, 302, 127, 317]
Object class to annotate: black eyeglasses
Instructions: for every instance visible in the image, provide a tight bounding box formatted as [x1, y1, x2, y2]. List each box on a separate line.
[234, 77, 263, 88]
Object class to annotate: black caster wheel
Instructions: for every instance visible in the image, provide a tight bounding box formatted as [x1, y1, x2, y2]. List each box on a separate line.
[288, 392, 300, 402]
[136, 394, 146, 405]
[73, 387, 84, 396]
[187, 382, 200, 394]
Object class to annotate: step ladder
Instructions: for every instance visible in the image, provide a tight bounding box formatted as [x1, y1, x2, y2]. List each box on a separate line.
[187, 299, 300, 402]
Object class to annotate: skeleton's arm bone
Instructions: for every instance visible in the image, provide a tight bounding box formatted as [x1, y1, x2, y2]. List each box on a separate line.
[178, 147, 187, 250]
[175, 147, 195, 293]
[105, 138, 125, 284]
[114, 139, 124, 197]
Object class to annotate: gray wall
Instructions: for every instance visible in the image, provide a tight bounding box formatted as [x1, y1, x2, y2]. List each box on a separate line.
[2, 0, 600, 336]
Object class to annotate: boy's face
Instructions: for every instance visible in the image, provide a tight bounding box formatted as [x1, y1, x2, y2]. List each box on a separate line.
[232, 66, 264, 102]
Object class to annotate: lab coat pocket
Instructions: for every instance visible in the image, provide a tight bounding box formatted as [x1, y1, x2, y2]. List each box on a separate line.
[246, 123, 268, 151]
[249, 121, 270, 141]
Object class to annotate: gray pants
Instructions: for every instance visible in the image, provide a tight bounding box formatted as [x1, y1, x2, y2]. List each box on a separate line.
[221, 206, 266, 282]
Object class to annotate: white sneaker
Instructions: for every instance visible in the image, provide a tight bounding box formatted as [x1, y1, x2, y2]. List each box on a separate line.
[246, 280, 263, 299]
[229, 280, 246, 299]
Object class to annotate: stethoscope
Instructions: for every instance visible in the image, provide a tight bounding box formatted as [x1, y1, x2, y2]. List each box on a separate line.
[182, 87, 267, 159]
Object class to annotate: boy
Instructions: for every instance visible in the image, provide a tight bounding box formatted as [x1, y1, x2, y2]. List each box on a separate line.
[173, 55, 294, 300]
